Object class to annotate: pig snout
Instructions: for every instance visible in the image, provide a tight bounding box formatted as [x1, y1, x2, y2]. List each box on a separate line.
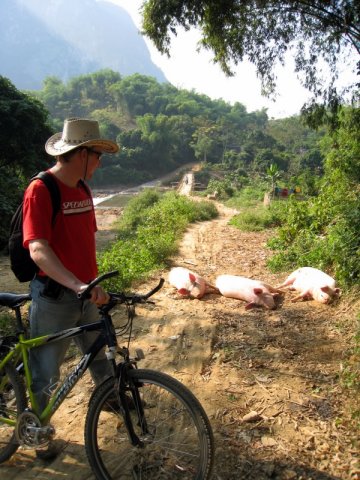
[253, 288, 277, 310]
[313, 286, 340, 304]
[188, 273, 206, 299]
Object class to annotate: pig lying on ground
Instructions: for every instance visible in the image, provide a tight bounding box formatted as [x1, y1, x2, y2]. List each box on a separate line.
[215, 274, 283, 310]
[168, 267, 219, 299]
[277, 267, 340, 304]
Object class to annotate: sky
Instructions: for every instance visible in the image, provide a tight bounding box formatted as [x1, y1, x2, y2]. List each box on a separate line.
[109, 0, 315, 119]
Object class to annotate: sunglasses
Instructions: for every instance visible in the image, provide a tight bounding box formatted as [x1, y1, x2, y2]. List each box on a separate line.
[85, 147, 103, 160]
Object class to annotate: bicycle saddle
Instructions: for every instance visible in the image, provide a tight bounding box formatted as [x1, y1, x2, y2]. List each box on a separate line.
[0, 293, 31, 309]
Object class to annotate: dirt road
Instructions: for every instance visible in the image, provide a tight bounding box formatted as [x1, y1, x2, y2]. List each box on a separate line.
[0, 196, 359, 479]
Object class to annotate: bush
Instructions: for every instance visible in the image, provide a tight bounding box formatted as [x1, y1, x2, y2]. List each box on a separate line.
[229, 206, 282, 232]
[116, 189, 162, 236]
[206, 178, 234, 199]
[266, 108, 360, 288]
[226, 182, 268, 209]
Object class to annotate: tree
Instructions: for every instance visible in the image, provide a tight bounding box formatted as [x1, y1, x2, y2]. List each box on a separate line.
[0, 76, 53, 249]
[190, 124, 219, 162]
[141, 0, 360, 126]
[266, 163, 281, 194]
[0, 76, 53, 177]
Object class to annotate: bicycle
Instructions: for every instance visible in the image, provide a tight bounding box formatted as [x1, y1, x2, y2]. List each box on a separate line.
[0, 271, 214, 479]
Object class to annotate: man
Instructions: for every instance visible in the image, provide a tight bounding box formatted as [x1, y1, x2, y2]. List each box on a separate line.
[22, 117, 119, 459]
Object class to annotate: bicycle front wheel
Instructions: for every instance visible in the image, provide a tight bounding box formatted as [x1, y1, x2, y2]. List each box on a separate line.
[0, 364, 27, 463]
[85, 369, 214, 480]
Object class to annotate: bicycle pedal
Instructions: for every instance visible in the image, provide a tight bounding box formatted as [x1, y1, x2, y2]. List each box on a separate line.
[135, 348, 145, 360]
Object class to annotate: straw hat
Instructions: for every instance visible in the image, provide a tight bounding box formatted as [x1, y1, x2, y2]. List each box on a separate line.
[45, 117, 119, 156]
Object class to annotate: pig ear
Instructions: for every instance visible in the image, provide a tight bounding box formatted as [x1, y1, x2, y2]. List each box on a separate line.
[245, 302, 256, 310]
[253, 287, 263, 295]
[189, 273, 196, 283]
[178, 288, 190, 296]
[321, 286, 331, 293]
[334, 288, 341, 296]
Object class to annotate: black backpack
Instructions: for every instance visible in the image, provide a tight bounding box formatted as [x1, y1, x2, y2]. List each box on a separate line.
[8, 172, 61, 282]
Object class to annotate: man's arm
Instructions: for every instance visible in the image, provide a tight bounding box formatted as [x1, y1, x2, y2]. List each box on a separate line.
[29, 239, 108, 304]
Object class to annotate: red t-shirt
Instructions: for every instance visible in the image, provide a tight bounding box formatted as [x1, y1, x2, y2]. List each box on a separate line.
[23, 172, 98, 283]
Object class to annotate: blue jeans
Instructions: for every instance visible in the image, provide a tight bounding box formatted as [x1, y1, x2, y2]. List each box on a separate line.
[29, 278, 112, 412]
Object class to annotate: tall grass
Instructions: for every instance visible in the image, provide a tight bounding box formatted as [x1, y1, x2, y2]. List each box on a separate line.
[226, 184, 267, 210]
[98, 190, 218, 291]
[226, 184, 284, 232]
[229, 207, 282, 231]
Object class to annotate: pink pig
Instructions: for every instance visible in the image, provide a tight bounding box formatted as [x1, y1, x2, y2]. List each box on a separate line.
[277, 267, 340, 304]
[168, 267, 218, 299]
[215, 274, 282, 310]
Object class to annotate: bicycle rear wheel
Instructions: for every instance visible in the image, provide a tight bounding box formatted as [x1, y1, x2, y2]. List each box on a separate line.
[0, 364, 27, 463]
[85, 369, 214, 479]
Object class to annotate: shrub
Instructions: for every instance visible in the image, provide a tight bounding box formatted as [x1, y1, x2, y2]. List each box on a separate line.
[116, 189, 161, 235]
[226, 182, 268, 209]
[266, 108, 360, 288]
[229, 207, 282, 232]
[206, 178, 235, 199]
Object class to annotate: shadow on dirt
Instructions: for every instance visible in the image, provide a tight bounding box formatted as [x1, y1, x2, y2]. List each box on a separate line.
[213, 447, 343, 479]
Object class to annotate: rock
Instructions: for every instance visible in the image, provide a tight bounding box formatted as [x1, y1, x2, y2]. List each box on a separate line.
[261, 436, 277, 447]
[241, 411, 262, 422]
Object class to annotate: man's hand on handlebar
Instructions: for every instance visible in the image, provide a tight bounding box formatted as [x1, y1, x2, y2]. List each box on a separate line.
[77, 284, 110, 305]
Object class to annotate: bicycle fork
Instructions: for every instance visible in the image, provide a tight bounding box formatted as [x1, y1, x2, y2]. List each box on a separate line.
[116, 362, 148, 448]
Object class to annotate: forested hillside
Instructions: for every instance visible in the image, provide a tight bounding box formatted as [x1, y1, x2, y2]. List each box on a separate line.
[0, 69, 325, 251]
[31, 69, 325, 189]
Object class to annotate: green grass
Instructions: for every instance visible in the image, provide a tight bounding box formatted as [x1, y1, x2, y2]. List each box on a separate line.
[226, 185, 267, 210]
[98, 189, 218, 291]
[229, 207, 282, 231]
[224, 184, 287, 232]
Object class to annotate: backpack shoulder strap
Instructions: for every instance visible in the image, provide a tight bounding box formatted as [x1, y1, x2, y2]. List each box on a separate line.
[79, 179, 91, 197]
[32, 171, 61, 224]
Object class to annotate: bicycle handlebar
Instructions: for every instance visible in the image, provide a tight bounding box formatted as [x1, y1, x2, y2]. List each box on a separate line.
[110, 277, 165, 305]
[77, 271, 165, 305]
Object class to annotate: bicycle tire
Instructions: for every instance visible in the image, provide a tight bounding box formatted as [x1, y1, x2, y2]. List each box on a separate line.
[0, 364, 27, 463]
[85, 368, 214, 479]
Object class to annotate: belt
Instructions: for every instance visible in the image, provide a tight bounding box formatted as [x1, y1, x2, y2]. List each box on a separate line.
[34, 275, 71, 299]
[34, 275, 49, 284]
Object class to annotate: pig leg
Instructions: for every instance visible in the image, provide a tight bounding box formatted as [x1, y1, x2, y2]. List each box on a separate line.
[277, 279, 295, 289]
[245, 302, 256, 310]
[291, 289, 312, 302]
[261, 282, 285, 294]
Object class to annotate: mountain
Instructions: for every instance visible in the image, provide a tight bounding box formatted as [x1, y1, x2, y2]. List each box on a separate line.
[0, 0, 167, 90]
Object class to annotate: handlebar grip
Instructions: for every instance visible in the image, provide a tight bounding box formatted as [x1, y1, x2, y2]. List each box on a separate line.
[77, 270, 119, 300]
[145, 278, 165, 299]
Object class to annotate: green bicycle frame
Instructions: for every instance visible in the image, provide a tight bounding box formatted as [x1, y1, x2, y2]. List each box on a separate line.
[0, 332, 49, 422]
[0, 321, 108, 426]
